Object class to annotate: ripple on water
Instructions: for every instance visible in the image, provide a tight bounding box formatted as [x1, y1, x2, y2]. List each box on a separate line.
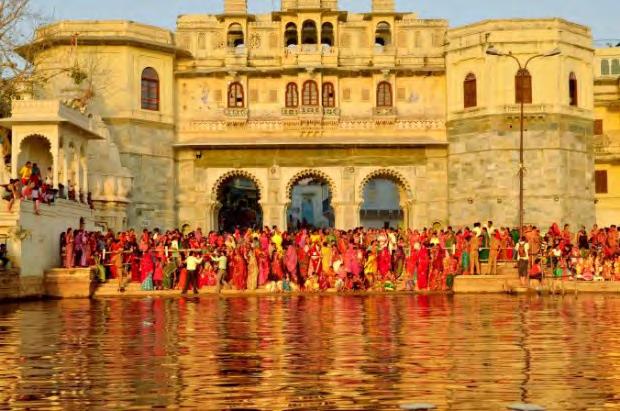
[1, 295, 620, 410]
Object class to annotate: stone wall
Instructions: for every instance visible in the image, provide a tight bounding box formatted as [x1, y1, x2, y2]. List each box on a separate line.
[447, 114, 596, 228]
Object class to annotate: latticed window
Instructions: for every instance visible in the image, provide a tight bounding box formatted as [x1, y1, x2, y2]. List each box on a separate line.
[228, 82, 244, 108]
[322, 82, 335, 107]
[141, 67, 159, 111]
[569, 72, 578, 107]
[285, 83, 299, 107]
[594, 119, 604, 135]
[515, 69, 532, 104]
[464, 73, 477, 109]
[302, 80, 319, 106]
[595, 170, 608, 194]
[376, 81, 392, 107]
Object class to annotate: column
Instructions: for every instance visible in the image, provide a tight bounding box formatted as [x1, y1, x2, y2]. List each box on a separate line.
[74, 144, 81, 197]
[81, 155, 88, 196]
[61, 142, 68, 188]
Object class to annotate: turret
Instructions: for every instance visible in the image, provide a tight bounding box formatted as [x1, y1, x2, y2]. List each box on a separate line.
[372, 0, 394, 13]
[224, 0, 247, 14]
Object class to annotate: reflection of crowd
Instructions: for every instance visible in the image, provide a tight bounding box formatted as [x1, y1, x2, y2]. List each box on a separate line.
[60, 221, 620, 293]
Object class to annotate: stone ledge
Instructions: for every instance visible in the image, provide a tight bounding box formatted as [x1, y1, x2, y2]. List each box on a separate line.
[44, 267, 97, 299]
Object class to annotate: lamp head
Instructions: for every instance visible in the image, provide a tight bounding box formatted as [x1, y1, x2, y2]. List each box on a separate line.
[543, 47, 561, 57]
[486, 46, 504, 56]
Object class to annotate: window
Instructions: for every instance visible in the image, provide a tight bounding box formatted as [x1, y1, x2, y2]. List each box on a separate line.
[321, 22, 334, 47]
[515, 69, 532, 104]
[595, 170, 608, 194]
[375, 22, 391, 46]
[301, 20, 317, 45]
[141, 67, 159, 111]
[376, 81, 392, 107]
[285, 83, 298, 107]
[569, 72, 578, 107]
[302, 80, 319, 106]
[594, 119, 604, 135]
[227, 23, 244, 48]
[342, 88, 351, 101]
[284, 22, 298, 47]
[322, 82, 335, 107]
[612, 59, 620, 75]
[228, 82, 244, 108]
[601, 59, 610, 76]
[464, 73, 477, 109]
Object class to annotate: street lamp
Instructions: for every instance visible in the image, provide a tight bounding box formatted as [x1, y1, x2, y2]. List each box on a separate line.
[486, 46, 561, 235]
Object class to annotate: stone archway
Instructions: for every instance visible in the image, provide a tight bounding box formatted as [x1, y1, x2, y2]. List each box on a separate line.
[17, 134, 53, 183]
[211, 170, 264, 232]
[285, 169, 337, 230]
[358, 168, 414, 229]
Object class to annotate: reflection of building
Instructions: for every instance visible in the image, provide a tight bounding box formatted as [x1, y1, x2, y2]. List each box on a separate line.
[593, 44, 620, 226]
[3, 0, 616, 231]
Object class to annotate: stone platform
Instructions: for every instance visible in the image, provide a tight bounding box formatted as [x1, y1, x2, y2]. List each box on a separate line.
[44, 267, 97, 299]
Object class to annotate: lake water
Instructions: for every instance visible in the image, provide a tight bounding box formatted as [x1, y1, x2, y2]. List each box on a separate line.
[0, 294, 619, 410]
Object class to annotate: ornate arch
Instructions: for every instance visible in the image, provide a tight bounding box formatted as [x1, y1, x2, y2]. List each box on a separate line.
[286, 168, 338, 200]
[18, 133, 52, 150]
[211, 170, 264, 202]
[358, 168, 413, 203]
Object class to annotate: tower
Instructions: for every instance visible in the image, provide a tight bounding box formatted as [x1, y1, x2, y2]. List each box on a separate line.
[372, 0, 394, 12]
[224, 0, 247, 14]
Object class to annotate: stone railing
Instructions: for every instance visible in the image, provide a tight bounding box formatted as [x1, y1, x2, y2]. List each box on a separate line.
[281, 107, 299, 116]
[224, 107, 249, 118]
[10, 100, 101, 137]
[593, 134, 620, 157]
[323, 107, 341, 116]
[503, 104, 548, 114]
[182, 116, 445, 133]
[299, 106, 321, 115]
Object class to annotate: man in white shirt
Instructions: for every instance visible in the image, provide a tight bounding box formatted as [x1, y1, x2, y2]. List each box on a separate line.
[182, 252, 203, 295]
[515, 236, 530, 286]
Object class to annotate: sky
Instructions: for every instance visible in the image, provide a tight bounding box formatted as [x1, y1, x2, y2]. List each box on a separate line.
[31, 0, 619, 42]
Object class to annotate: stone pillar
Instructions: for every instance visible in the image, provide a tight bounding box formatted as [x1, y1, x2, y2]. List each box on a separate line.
[80, 155, 88, 197]
[74, 146, 81, 195]
[61, 142, 68, 188]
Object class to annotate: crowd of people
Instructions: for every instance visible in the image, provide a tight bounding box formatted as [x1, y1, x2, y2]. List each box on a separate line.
[1, 161, 88, 214]
[60, 222, 620, 294]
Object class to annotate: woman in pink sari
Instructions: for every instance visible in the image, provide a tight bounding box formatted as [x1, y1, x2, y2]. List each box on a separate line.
[285, 244, 298, 281]
[80, 232, 91, 267]
[257, 249, 270, 286]
[64, 228, 74, 268]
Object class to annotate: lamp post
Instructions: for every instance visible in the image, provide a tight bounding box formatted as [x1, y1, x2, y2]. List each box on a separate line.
[485, 46, 561, 235]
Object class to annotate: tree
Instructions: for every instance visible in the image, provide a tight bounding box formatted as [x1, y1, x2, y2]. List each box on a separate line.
[0, 0, 48, 117]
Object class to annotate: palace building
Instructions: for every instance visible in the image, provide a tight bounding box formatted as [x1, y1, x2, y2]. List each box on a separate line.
[3, 0, 618, 232]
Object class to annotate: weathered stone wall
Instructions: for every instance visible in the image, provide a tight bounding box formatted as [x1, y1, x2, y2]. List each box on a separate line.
[448, 114, 595, 228]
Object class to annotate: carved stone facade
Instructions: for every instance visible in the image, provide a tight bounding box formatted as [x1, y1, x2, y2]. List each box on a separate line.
[5, 2, 612, 231]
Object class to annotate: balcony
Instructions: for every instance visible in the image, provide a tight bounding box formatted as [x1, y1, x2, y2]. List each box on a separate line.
[281, 107, 299, 116]
[323, 107, 341, 117]
[299, 105, 321, 116]
[373, 107, 397, 117]
[224, 107, 248, 126]
[224, 47, 248, 67]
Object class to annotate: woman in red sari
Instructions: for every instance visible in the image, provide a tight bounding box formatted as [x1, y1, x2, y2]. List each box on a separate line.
[417, 247, 430, 290]
[231, 249, 247, 290]
[377, 247, 391, 281]
[285, 244, 298, 281]
[271, 248, 284, 282]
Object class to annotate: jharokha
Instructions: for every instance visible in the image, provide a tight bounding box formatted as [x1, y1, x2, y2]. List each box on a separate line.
[0, 0, 618, 298]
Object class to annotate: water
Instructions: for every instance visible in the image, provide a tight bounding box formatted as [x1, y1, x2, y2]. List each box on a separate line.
[1, 294, 619, 410]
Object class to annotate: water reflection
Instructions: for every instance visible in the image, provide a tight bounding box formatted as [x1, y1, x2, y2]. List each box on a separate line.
[1, 295, 620, 410]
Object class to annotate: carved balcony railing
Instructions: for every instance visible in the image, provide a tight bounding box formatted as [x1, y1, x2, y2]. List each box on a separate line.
[224, 107, 249, 117]
[373, 107, 397, 117]
[299, 105, 322, 116]
[281, 107, 299, 116]
[323, 107, 341, 117]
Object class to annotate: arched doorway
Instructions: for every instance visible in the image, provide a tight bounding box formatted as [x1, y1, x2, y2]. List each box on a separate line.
[18, 135, 53, 182]
[287, 171, 335, 230]
[216, 175, 263, 232]
[359, 170, 412, 229]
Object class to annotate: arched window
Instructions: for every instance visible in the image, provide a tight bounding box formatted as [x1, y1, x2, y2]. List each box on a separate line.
[141, 67, 159, 111]
[322, 82, 335, 107]
[227, 23, 244, 48]
[285, 82, 299, 107]
[302, 80, 319, 106]
[601, 59, 610, 76]
[515, 68, 532, 104]
[321, 22, 334, 47]
[376, 81, 392, 107]
[464, 73, 477, 109]
[284, 22, 298, 47]
[569, 72, 578, 107]
[375, 22, 392, 46]
[228, 82, 244, 108]
[612, 59, 620, 75]
[302, 20, 318, 45]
